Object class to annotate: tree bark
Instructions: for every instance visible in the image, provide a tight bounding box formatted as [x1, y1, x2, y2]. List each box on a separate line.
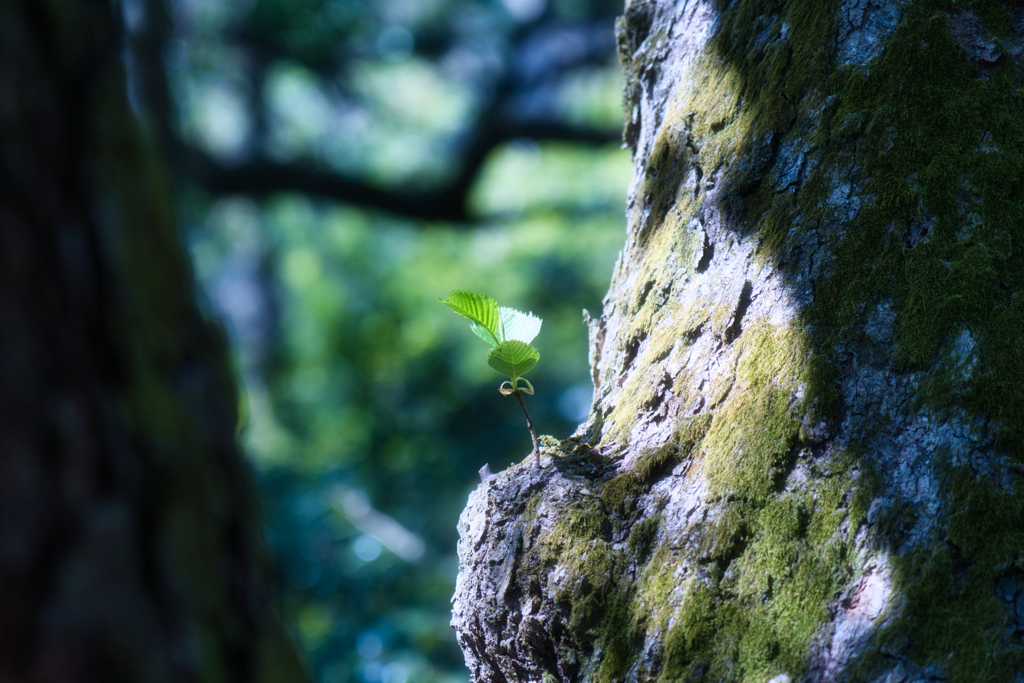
[451, 1, 1024, 682]
[0, 2, 304, 681]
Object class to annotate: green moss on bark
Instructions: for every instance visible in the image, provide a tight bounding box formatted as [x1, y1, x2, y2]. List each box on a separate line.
[699, 323, 806, 504]
[654, 474, 854, 682]
[690, 2, 1024, 678]
[545, 0, 1024, 680]
[854, 461, 1024, 681]
[530, 413, 856, 682]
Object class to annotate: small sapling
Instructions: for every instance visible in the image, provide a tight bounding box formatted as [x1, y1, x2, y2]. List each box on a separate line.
[439, 290, 543, 468]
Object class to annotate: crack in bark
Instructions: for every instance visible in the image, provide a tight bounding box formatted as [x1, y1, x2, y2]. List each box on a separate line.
[724, 280, 753, 344]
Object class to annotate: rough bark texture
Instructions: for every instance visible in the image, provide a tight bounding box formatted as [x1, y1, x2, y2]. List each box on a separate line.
[0, 2, 305, 681]
[452, 1, 1024, 682]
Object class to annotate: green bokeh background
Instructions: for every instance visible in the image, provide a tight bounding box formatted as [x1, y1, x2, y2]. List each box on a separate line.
[169, 0, 630, 680]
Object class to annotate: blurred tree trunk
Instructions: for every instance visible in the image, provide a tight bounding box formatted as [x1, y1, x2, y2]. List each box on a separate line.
[0, 2, 305, 681]
[452, 1, 1024, 681]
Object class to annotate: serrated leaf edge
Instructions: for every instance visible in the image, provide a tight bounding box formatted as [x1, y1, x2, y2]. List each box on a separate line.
[439, 290, 501, 346]
[486, 340, 539, 382]
[499, 307, 542, 344]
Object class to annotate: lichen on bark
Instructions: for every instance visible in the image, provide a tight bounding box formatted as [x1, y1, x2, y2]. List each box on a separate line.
[452, 1, 1024, 682]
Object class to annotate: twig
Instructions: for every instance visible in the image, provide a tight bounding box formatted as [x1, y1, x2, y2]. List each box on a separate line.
[514, 390, 541, 468]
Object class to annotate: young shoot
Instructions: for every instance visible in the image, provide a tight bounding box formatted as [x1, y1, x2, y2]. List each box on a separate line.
[439, 290, 543, 468]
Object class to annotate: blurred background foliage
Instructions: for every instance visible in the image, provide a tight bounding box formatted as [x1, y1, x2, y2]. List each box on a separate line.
[126, 0, 629, 680]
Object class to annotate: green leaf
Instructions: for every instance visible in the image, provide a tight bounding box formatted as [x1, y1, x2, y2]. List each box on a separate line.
[439, 290, 501, 347]
[487, 340, 539, 381]
[470, 321, 500, 347]
[499, 307, 542, 344]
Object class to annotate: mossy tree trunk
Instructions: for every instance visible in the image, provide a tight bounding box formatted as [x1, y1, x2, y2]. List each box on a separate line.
[451, 1, 1024, 682]
[0, 2, 305, 681]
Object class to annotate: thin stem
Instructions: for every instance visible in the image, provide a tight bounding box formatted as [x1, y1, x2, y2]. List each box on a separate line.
[513, 390, 541, 468]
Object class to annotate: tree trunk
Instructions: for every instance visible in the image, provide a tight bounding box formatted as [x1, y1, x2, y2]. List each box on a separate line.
[451, 1, 1024, 681]
[0, 2, 304, 681]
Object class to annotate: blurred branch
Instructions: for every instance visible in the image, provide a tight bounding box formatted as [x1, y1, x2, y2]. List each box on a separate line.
[187, 119, 621, 223]
[190, 153, 471, 222]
